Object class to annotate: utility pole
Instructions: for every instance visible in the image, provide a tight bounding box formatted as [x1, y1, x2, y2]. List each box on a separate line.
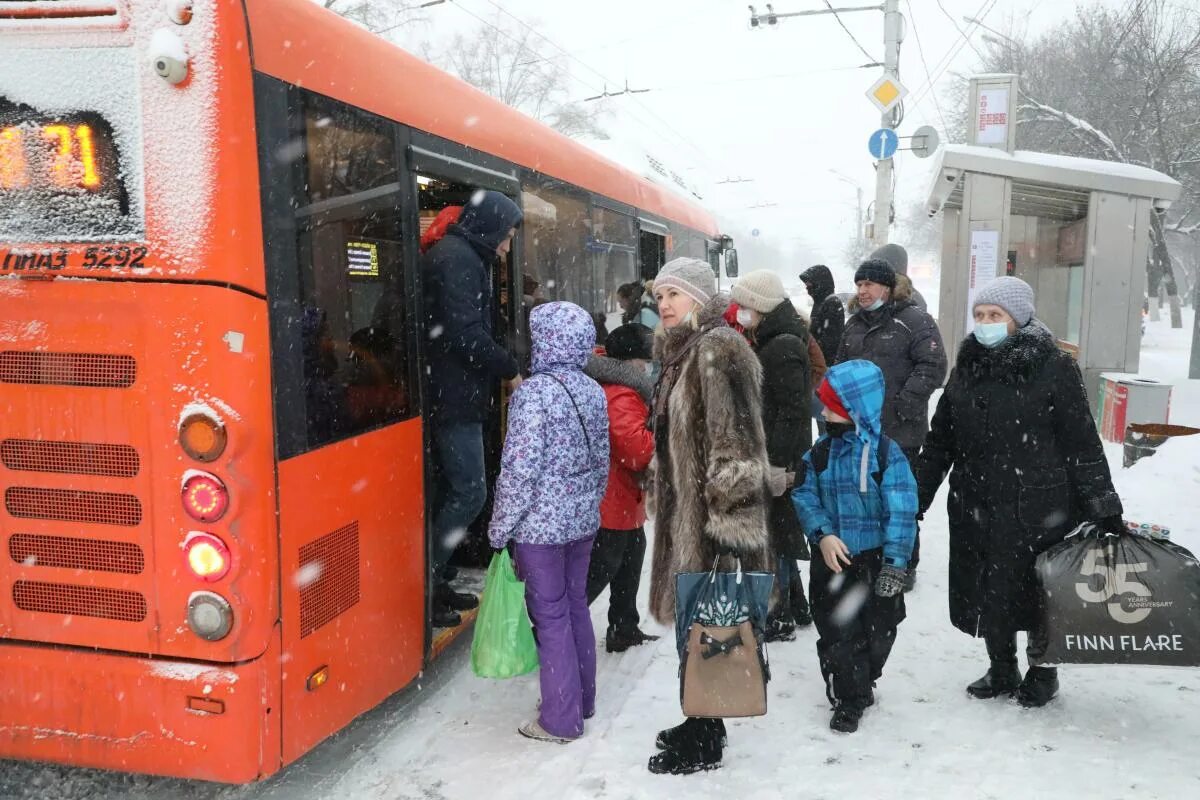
[871, 0, 900, 248]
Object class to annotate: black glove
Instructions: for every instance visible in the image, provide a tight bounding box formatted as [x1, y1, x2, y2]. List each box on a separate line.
[1097, 515, 1127, 536]
[876, 564, 907, 598]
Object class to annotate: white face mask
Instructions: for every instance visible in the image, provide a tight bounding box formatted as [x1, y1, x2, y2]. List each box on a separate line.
[866, 297, 885, 312]
[735, 307, 754, 328]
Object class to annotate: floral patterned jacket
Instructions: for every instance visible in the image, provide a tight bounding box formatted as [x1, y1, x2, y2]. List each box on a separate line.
[489, 302, 610, 548]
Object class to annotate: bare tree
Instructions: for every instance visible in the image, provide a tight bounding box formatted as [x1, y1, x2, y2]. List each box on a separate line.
[969, 1, 1200, 329]
[434, 12, 607, 139]
[323, 0, 429, 36]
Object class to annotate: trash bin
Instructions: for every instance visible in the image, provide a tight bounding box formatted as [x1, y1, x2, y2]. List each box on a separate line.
[1123, 423, 1200, 468]
[1098, 373, 1173, 443]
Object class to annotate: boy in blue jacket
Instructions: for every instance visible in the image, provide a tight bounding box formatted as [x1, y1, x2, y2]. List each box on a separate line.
[791, 360, 917, 733]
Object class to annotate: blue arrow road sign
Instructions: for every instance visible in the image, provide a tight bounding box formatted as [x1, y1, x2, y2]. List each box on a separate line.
[868, 128, 899, 160]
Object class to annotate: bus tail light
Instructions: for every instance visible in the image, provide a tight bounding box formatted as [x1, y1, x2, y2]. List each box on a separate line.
[181, 471, 228, 522]
[184, 532, 231, 581]
[187, 591, 233, 641]
[179, 413, 226, 462]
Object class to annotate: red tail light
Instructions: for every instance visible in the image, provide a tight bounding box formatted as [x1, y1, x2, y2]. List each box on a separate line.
[183, 532, 231, 582]
[182, 471, 228, 523]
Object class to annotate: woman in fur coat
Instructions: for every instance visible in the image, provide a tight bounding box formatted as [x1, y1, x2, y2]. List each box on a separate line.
[645, 257, 772, 775]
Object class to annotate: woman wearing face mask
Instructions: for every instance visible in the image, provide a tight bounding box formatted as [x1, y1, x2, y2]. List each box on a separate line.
[645, 257, 771, 775]
[915, 277, 1124, 709]
[730, 270, 815, 641]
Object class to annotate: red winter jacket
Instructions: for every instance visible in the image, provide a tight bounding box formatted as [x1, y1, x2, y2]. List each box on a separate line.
[585, 356, 655, 531]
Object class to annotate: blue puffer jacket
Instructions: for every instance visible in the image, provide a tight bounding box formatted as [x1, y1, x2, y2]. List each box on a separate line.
[790, 359, 918, 568]
[489, 302, 610, 548]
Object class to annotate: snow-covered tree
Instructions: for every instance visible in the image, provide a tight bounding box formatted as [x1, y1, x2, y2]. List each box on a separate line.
[967, 1, 1200, 328]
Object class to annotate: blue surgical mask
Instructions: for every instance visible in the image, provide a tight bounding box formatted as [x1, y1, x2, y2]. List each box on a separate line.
[866, 298, 885, 312]
[974, 322, 1010, 348]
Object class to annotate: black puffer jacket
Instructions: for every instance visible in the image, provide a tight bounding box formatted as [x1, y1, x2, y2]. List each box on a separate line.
[422, 192, 522, 422]
[836, 279, 947, 453]
[916, 322, 1123, 637]
[751, 300, 813, 559]
[800, 264, 844, 365]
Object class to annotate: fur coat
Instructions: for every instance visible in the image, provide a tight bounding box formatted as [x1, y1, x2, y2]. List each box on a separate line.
[648, 294, 772, 625]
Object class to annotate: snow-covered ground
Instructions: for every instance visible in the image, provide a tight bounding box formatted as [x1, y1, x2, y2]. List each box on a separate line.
[4, 312, 1200, 800]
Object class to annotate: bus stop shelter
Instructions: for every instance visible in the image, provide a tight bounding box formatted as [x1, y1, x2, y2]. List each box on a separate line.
[926, 75, 1182, 400]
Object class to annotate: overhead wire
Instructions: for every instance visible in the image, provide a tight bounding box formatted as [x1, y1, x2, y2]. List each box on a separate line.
[461, 0, 719, 170]
[822, 0, 880, 64]
[907, 0, 999, 110]
[934, 0, 990, 63]
[905, 0, 948, 132]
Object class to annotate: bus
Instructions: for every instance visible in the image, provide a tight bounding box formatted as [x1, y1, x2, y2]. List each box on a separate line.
[0, 0, 731, 783]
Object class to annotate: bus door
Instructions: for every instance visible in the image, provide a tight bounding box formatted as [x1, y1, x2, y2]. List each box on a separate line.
[408, 146, 521, 581]
[639, 217, 669, 283]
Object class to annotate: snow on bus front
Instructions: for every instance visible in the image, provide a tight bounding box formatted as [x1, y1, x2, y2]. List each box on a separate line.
[0, 46, 146, 248]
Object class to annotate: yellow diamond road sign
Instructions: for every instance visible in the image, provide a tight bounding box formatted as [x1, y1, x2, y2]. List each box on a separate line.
[867, 74, 908, 114]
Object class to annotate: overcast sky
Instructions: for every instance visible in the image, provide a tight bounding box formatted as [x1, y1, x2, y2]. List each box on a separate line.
[397, 0, 1128, 281]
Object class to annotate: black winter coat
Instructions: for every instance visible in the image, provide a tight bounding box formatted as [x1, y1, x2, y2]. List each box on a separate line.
[751, 300, 813, 560]
[422, 192, 522, 423]
[915, 323, 1123, 637]
[836, 288, 947, 453]
[800, 264, 844, 365]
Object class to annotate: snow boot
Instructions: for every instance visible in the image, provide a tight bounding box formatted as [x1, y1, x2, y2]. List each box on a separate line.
[648, 719, 723, 775]
[435, 582, 479, 612]
[792, 601, 813, 628]
[655, 717, 727, 751]
[1017, 666, 1059, 708]
[829, 702, 866, 733]
[431, 606, 461, 628]
[764, 613, 797, 643]
[967, 662, 1021, 699]
[605, 626, 660, 653]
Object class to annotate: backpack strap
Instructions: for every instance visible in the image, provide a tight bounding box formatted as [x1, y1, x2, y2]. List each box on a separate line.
[810, 433, 891, 485]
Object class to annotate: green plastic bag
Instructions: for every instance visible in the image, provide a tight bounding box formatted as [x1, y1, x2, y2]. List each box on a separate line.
[470, 550, 539, 679]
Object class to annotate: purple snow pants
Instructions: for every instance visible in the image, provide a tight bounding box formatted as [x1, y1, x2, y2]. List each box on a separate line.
[514, 537, 597, 739]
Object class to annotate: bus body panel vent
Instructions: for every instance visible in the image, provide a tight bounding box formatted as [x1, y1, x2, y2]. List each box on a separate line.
[5, 487, 143, 527]
[13, 579, 146, 622]
[9, 532, 144, 574]
[298, 522, 361, 638]
[0, 351, 136, 388]
[1, 439, 140, 478]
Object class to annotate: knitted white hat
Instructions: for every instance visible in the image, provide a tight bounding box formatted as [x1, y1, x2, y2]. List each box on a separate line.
[730, 269, 788, 314]
[654, 257, 716, 306]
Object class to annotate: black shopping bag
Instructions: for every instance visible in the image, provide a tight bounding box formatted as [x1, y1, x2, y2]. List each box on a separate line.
[1035, 523, 1200, 667]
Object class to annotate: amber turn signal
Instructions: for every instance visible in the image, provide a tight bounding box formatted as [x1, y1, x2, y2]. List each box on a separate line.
[179, 414, 227, 462]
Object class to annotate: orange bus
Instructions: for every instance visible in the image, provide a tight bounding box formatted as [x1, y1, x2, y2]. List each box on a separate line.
[0, 0, 731, 783]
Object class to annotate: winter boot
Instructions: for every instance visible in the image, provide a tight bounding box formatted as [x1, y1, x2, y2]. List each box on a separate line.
[1017, 666, 1059, 708]
[648, 719, 724, 775]
[829, 701, 866, 733]
[435, 582, 479, 612]
[655, 717, 727, 751]
[792, 599, 813, 628]
[764, 613, 797, 643]
[605, 627, 660, 653]
[432, 606, 461, 628]
[966, 661, 1022, 699]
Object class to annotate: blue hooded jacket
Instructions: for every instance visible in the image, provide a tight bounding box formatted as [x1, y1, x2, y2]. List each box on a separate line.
[790, 359, 918, 567]
[489, 302, 610, 548]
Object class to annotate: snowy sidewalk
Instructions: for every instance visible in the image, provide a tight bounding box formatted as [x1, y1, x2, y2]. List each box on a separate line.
[5, 312, 1200, 800]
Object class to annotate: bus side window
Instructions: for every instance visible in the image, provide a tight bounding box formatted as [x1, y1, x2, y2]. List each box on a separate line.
[279, 90, 414, 455]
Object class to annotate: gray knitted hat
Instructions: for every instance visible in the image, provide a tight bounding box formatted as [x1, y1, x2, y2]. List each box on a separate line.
[974, 276, 1035, 326]
[730, 269, 788, 313]
[655, 257, 716, 306]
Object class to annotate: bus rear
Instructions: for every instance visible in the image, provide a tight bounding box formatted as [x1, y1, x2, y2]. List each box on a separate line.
[0, 0, 283, 781]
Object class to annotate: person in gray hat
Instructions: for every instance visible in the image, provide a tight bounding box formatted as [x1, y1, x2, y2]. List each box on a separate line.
[644, 257, 771, 775]
[869, 243, 927, 312]
[836, 256, 947, 590]
[915, 276, 1124, 709]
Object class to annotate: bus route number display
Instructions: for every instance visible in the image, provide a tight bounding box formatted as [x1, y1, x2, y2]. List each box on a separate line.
[0, 123, 110, 193]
